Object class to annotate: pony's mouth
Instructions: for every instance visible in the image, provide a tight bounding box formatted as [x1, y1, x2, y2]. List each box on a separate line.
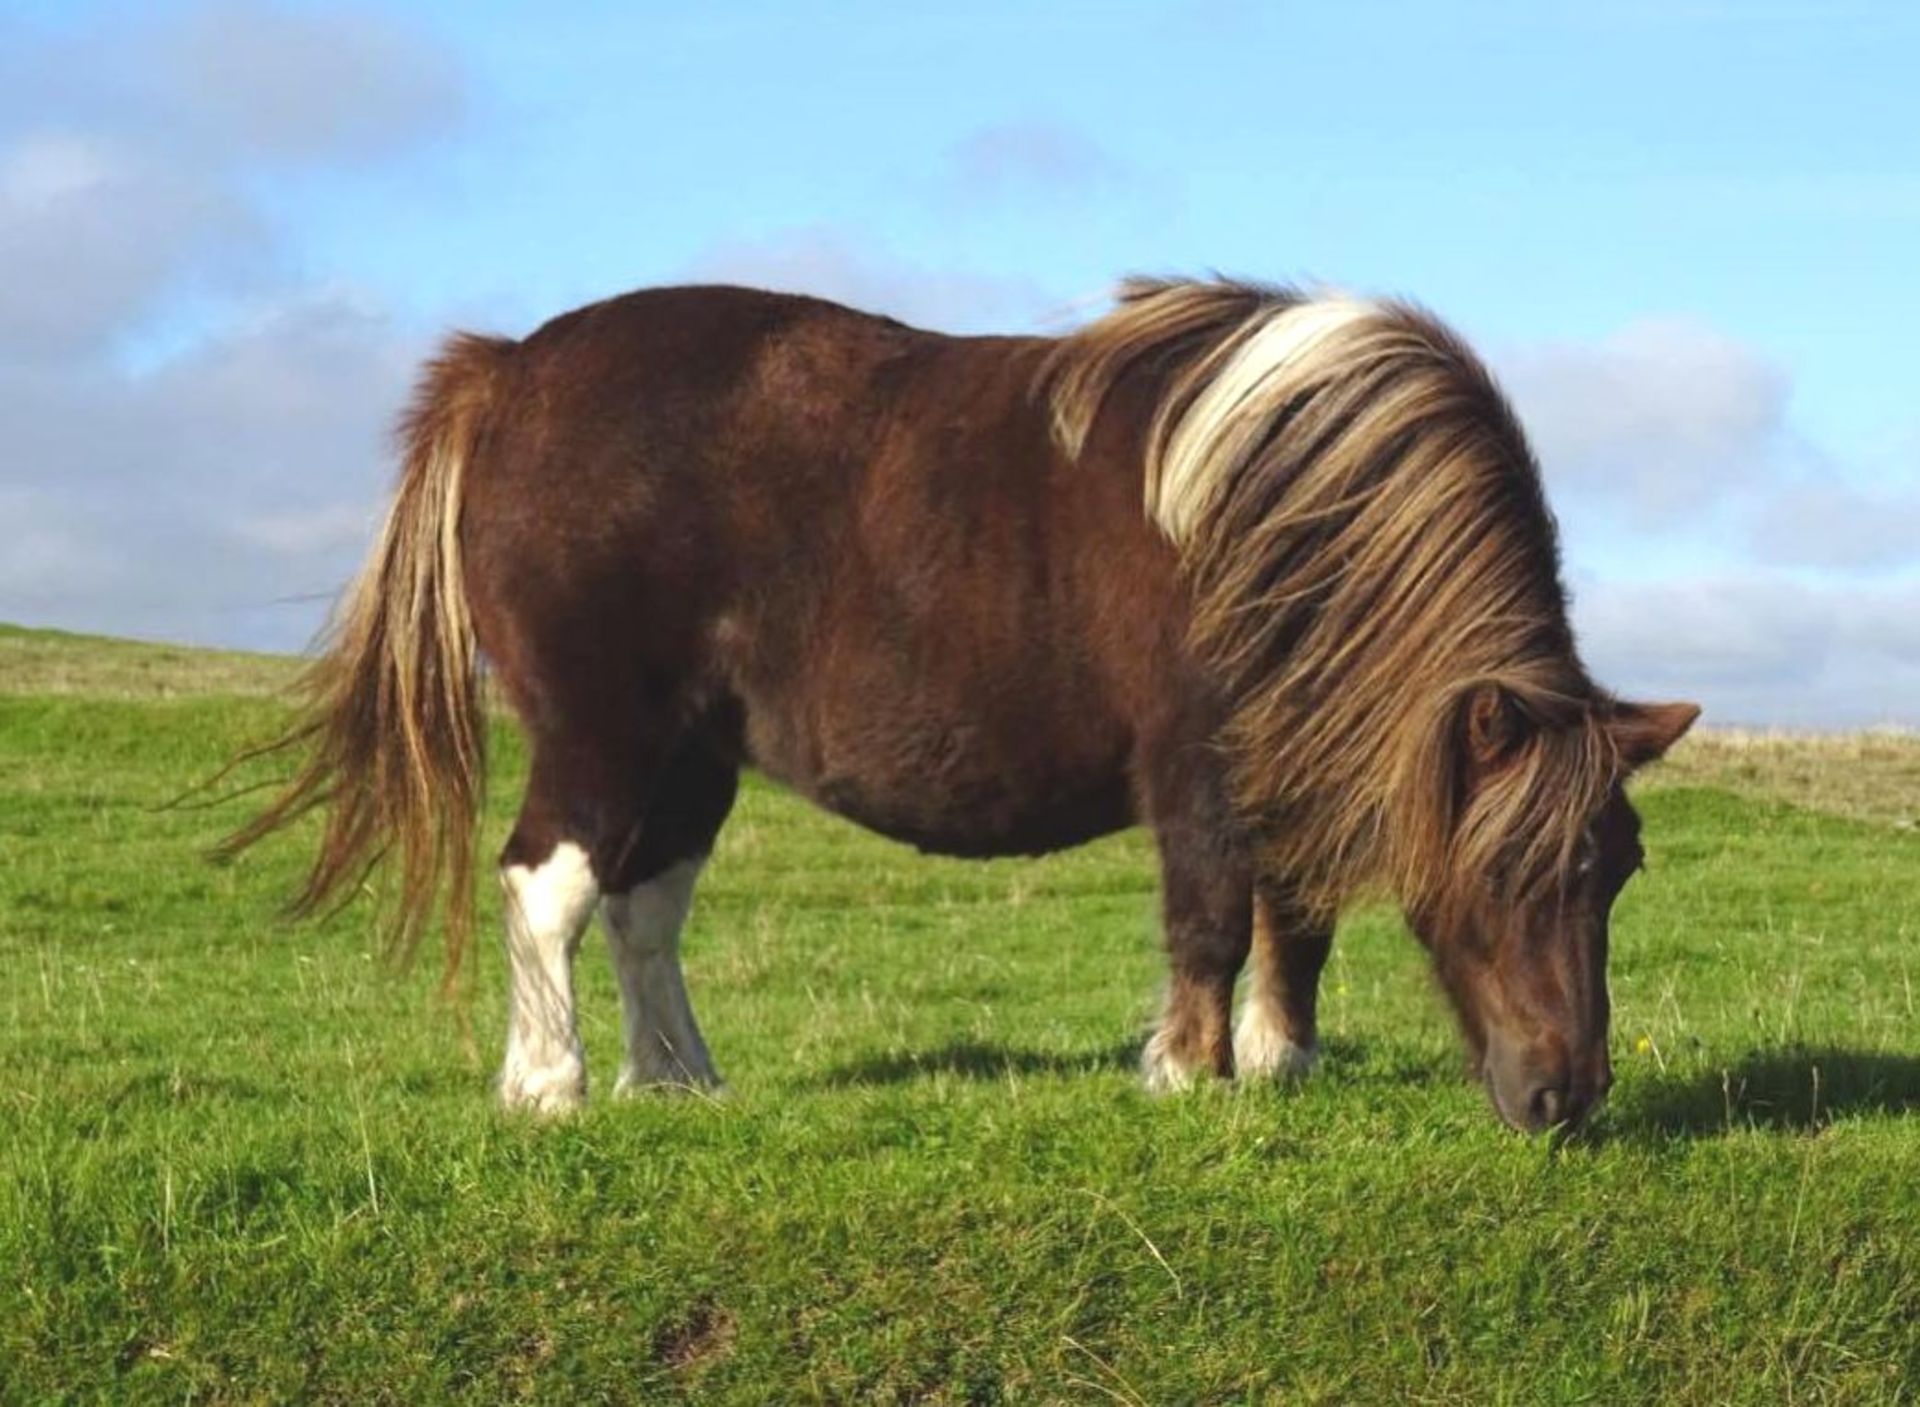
[1483, 1062, 1609, 1135]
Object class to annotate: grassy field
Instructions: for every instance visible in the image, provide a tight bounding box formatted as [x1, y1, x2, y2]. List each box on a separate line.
[3, 622, 1919, 1402]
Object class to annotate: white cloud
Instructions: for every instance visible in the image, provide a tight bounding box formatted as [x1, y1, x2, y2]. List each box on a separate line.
[683, 227, 1057, 333]
[152, 2, 465, 163]
[0, 4, 455, 650]
[0, 487, 120, 600]
[941, 121, 1130, 206]
[0, 3, 463, 364]
[1573, 573, 1920, 727]
[0, 132, 254, 360]
[0, 5, 1910, 726]
[1747, 481, 1920, 571]
[1500, 319, 1920, 576]
[0, 3, 464, 169]
[1493, 314, 1918, 721]
[237, 503, 379, 556]
[1499, 318, 1791, 519]
[0, 288, 420, 650]
[2, 5, 1078, 656]
[1575, 573, 1836, 690]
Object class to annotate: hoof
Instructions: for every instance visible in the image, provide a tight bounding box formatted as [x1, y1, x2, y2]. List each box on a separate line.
[1139, 1029, 1204, 1094]
[612, 1066, 727, 1099]
[1233, 1013, 1318, 1080]
[498, 1052, 587, 1116]
[613, 1042, 724, 1098]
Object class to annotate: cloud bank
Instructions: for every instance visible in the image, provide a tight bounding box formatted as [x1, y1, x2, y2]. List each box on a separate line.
[0, 3, 457, 650]
[1495, 322, 1919, 725]
[0, 6, 1909, 724]
[683, 227, 1056, 334]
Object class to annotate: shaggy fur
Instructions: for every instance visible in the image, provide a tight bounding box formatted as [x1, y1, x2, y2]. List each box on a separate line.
[1043, 278, 1622, 924]
[223, 276, 1696, 1128]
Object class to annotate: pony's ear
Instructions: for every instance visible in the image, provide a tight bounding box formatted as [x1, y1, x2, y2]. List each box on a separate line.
[1462, 683, 1527, 772]
[1608, 700, 1701, 771]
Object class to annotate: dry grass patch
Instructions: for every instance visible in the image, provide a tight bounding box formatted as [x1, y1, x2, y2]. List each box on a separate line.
[1646, 727, 1920, 828]
[0, 623, 294, 699]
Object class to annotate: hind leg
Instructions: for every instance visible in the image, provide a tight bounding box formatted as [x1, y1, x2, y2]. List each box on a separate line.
[600, 739, 738, 1094]
[605, 861, 718, 1092]
[496, 729, 656, 1115]
[499, 832, 600, 1115]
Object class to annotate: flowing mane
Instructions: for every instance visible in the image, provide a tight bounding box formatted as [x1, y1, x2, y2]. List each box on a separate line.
[1042, 277, 1622, 920]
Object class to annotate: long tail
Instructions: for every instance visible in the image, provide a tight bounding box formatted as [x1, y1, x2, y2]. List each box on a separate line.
[219, 331, 515, 975]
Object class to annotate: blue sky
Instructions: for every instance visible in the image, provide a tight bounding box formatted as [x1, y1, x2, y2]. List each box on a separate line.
[3, 1, 1916, 723]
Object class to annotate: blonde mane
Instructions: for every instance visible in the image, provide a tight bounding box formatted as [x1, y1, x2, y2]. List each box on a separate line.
[1043, 277, 1622, 920]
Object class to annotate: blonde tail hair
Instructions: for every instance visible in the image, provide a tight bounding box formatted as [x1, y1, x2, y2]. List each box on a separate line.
[219, 332, 514, 975]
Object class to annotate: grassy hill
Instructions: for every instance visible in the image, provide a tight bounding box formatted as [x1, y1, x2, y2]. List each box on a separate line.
[0, 622, 296, 699]
[3, 624, 1918, 1401]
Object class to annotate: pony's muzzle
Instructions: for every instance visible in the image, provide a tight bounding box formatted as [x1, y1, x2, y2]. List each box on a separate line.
[1485, 1037, 1610, 1134]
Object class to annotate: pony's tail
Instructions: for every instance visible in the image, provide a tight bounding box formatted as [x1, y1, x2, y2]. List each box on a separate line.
[218, 332, 516, 978]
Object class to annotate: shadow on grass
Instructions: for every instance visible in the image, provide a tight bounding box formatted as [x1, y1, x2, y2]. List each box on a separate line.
[67, 1069, 271, 1140]
[818, 1038, 1920, 1142]
[815, 1033, 1450, 1090]
[818, 1038, 1140, 1087]
[1614, 1046, 1920, 1139]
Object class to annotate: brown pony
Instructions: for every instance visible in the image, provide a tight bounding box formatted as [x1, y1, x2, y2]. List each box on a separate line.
[225, 277, 1698, 1132]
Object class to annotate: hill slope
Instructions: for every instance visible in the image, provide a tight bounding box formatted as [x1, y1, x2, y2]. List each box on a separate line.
[3, 625, 1917, 1400]
[0, 622, 296, 699]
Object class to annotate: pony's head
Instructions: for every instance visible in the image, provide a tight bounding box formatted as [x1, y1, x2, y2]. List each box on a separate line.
[1406, 688, 1698, 1131]
[1044, 277, 1703, 1132]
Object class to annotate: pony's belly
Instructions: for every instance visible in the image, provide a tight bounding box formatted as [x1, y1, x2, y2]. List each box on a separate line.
[802, 766, 1134, 858]
[744, 710, 1134, 858]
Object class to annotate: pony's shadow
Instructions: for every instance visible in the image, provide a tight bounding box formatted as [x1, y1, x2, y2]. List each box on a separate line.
[816, 1039, 1920, 1141]
[1612, 1046, 1920, 1140]
[819, 1038, 1139, 1088]
[816, 1034, 1386, 1089]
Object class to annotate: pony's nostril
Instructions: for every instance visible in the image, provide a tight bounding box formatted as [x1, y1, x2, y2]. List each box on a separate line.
[1530, 1084, 1568, 1129]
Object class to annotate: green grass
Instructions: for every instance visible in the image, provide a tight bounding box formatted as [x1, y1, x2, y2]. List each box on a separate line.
[3, 627, 1919, 1402]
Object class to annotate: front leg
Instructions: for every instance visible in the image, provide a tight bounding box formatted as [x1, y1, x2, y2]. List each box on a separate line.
[1142, 823, 1254, 1092]
[1234, 883, 1333, 1079]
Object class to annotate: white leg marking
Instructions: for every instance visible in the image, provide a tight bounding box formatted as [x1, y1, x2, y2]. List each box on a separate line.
[1233, 968, 1318, 1080]
[603, 857, 721, 1093]
[498, 841, 598, 1115]
[1140, 1024, 1202, 1094]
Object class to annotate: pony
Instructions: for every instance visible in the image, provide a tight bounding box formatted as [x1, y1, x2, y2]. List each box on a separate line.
[224, 277, 1698, 1132]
